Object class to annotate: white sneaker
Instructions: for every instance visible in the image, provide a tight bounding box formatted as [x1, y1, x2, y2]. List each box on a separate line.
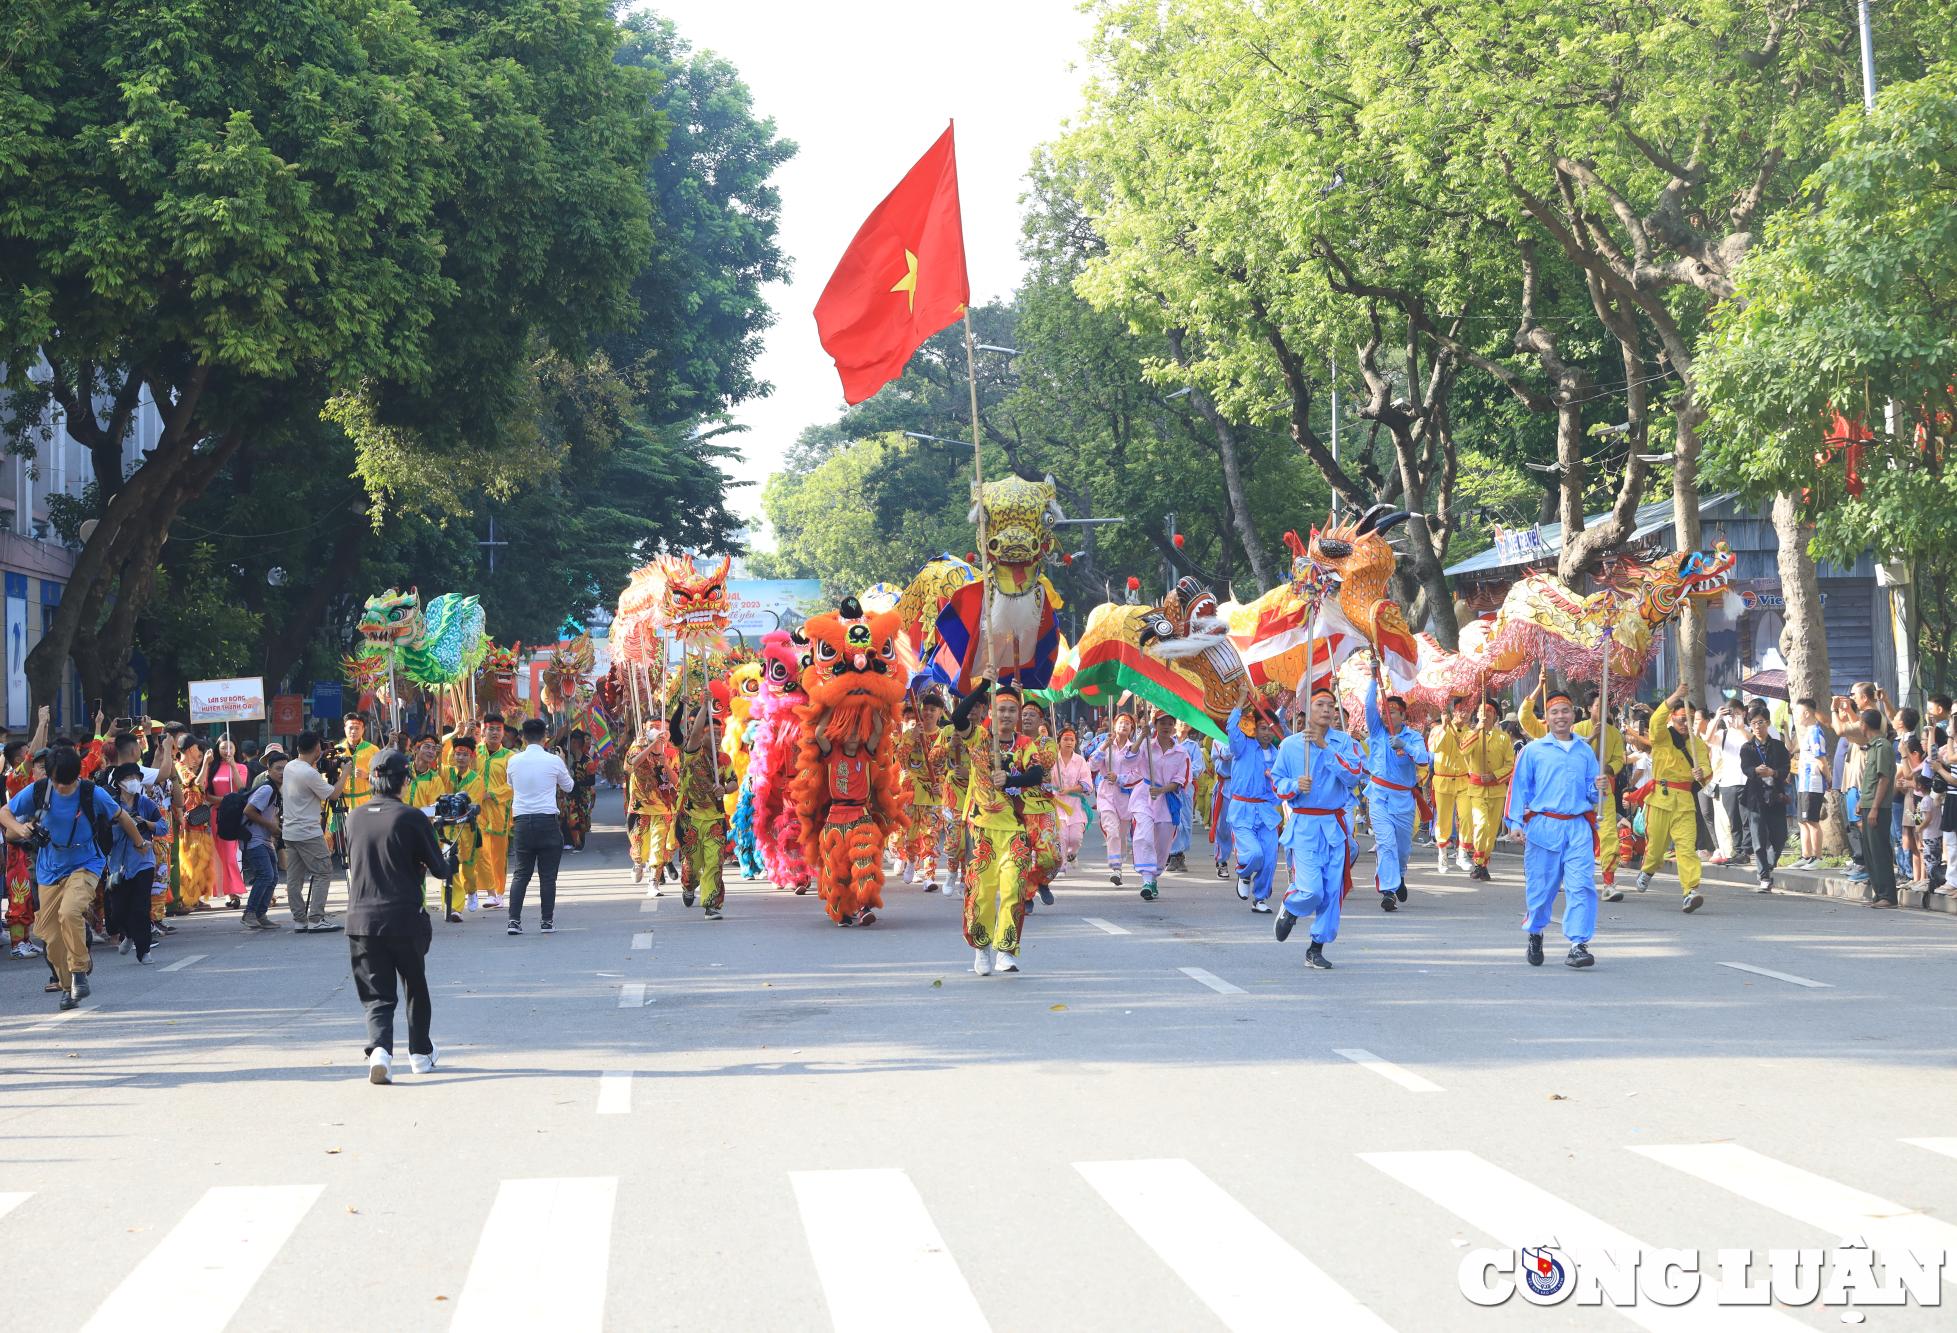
[409, 1047, 438, 1074]
[1435, 849, 1449, 874]
[8, 941, 32, 959]
[367, 1050, 393, 1085]
[972, 947, 992, 976]
[465, 892, 479, 912]
[994, 952, 1021, 974]
[1456, 849, 1472, 871]
[482, 894, 503, 910]
[900, 863, 915, 885]
[1635, 872, 1652, 893]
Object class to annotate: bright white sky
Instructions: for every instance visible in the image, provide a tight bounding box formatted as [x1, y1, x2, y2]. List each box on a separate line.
[632, 0, 1095, 539]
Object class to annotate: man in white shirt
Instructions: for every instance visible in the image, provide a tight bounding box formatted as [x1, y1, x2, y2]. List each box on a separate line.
[504, 717, 573, 935]
[1707, 699, 1750, 864]
[284, 732, 350, 931]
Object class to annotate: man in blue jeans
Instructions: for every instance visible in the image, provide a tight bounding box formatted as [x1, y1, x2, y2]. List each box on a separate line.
[240, 749, 288, 930]
[504, 718, 573, 935]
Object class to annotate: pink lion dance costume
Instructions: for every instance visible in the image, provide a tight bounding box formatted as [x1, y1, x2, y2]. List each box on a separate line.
[752, 628, 814, 893]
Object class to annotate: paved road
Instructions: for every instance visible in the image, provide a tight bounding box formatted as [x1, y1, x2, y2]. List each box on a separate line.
[4, 790, 1954, 1331]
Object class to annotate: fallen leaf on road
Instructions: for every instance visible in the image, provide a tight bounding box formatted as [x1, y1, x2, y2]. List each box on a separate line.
[1547, 1093, 1568, 1101]
[326, 1147, 342, 1154]
[931, 979, 942, 988]
[434, 1296, 448, 1302]
[346, 1205, 359, 1214]
[1049, 1004, 1067, 1012]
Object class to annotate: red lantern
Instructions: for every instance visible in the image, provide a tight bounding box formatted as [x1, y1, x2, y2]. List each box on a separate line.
[1061, 553, 1074, 566]
[1172, 533, 1185, 549]
[966, 552, 978, 563]
[1125, 576, 1141, 592]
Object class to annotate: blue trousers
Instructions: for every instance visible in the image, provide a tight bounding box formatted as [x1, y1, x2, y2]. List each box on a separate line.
[1521, 815, 1598, 943]
[1212, 796, 1236, 865]
[1282, 834, 1349, 945]
[1370, 785, 1415, 896]
[1231, 817, 1279, 901]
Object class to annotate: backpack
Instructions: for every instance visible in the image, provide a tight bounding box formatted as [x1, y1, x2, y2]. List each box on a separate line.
[31, 777, 115, 857]
[215, 787, 254, 841]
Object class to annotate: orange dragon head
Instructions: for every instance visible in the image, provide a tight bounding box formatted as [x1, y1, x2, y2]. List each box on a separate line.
[801, 596, 906, 747]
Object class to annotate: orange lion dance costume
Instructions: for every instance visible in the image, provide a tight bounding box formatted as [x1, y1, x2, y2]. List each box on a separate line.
[790, 597, 909, 926]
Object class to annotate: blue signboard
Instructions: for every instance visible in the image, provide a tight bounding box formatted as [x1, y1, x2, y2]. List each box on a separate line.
[310, 680, 344, 722]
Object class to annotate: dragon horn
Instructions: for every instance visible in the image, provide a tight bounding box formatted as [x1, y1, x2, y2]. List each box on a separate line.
[1282, 530, 1308, 559]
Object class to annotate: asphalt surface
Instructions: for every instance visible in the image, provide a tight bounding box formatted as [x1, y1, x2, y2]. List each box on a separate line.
[3, 789, 1955, 1331]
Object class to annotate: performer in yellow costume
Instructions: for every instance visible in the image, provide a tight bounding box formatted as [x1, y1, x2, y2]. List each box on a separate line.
[476, 713, 515, 908]
[340, 713, 381, 808]
[939, 681, 1039, 976]
[403, 738, 454, 914]
[442, 735, 488, 917]
[1427, 697, 1475, 874]
[1521, 675, 1627, 898]
[1638, 681, 1710, 913]
[626, 719, 679, 888]
[893, 692, 948, 891]
[1462, 700, 1514, 881]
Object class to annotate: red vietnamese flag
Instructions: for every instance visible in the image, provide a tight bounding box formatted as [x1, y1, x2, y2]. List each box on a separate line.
[814, 124, 969, 404]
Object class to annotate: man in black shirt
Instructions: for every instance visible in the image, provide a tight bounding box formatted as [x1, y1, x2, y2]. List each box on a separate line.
[344, 750, 454, 1084]
[1738, 708, 1791, 892]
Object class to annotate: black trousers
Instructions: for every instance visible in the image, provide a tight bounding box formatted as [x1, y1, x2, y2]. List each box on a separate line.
[349, 931, 432, 1056]
[1864, 807, 1898, 903]
[1746, 805, 1786, 881]
[507, 813, 563, 923]
[1719, 786, 1753, 856]
[108, 867, 155, 961]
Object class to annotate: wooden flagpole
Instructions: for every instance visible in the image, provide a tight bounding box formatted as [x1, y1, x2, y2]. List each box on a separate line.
[963, 308, 998, 773]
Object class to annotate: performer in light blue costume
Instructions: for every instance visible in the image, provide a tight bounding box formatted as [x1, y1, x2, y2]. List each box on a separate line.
[1221, 699, 1284, 912]
[1363, 672, 1431, 912]
[1503, 688, 1606, 969]
[1167, 724, 1205, 868]
[1272, 687, 1367, 969]
[1208, 729, 1236, 878]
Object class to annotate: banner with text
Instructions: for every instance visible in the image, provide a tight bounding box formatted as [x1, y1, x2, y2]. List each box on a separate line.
[189, 676, 267, 725]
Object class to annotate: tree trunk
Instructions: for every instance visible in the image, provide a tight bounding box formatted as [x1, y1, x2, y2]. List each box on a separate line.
[1166, 328, 1273, 589]
[1771, 490, 1842, 852]
[1672, 404, 1708, 706]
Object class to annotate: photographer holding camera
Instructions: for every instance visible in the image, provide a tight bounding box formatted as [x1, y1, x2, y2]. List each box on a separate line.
[1, 747, 152, 1009]
[344, 749, 456, 1084]
[283, 731, 349, 932]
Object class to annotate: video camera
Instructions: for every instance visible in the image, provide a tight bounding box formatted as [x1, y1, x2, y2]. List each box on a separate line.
[431, 791, 478, 829]
[317, 743, 348, 784]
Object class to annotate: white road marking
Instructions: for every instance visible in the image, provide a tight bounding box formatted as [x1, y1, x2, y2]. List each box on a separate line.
[158, 953, 206, 973]
[1083, 917, 1130, 935]
[597, 1071, 633, 1115]
[80, 1184, 322, 1333]
[1178, 966, 1244, 995]
[1333, 1048, 1443, 1093]
[453, 1177, 617, 1331]
[1903, 1137, 1957, 1161]
[790, 1168, 988, 1333]
[618, 982, 648, 1008]
[630, 932, 654, 950]
[1077, 1158, 1394, 1332]
[1715, 961, 1831, 989]
[1364, 1150, 1805, 1330]
[0, 1192, 27, 1222]
[1634, 1144, 1957, 1282]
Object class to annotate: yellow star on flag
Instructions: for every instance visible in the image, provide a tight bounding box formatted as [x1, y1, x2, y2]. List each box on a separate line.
[889, 248, 919, 312]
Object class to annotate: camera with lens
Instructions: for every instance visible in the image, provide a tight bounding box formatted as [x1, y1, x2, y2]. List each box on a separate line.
[317, 743, 347, 784]
[431, 791, 477, 829]
[22, 823, 50, 850]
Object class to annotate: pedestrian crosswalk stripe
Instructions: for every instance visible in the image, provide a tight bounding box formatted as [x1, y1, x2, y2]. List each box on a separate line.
[597, 1070, 633, 1115]
[631, 931, 654, 949]
[1715, 961, 1830, 989]
[1178, 966, 1244, 995]
[159, 953, 206, 973]
[1902, 1137, 1957, 1162]
[1333, 1048, 1442, 1093]
[80, 1184, 322, 1333]
[1082, 917, 1130, 935]
[452, 1178, 617, 1332]
[1362, 1150, 1806, 1330]
[0, 1192, 27, 1224]
[1076, 1158, 1395, 1332]
[789, 1168, 988, 1333]
[1632, 1144, 1957, 1281]
[619, 982, 648, 1007]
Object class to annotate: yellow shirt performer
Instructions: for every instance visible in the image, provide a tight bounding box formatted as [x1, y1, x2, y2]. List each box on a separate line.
[892, 694, 949, 890]
[625, 721, 679, 889]
[443, 736, 488, 916]
[1521, 677, 1627, 898]
[1462, 700, 1515, 881]
[1427, 697, 1475, 874]
[938, 682, 1037, 976]
[476, 712, 515, 907]
[340, 713, 381, 808]
[1639, 682, 1710, 912]
[403, 738, 459, 918]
